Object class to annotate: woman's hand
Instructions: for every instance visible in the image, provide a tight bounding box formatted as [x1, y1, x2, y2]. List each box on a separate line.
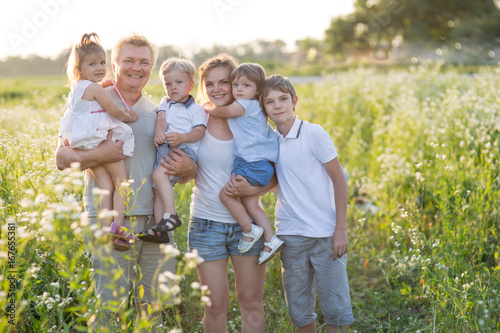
[222, 174, 256, 197]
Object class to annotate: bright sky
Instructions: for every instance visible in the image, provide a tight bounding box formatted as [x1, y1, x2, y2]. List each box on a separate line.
[0, 0, 354, 60]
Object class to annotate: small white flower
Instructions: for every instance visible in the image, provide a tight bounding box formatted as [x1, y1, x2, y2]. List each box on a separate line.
[70, 162, 81, 170]
[201, 296, 212, 307]
[92, 188, 110, 196]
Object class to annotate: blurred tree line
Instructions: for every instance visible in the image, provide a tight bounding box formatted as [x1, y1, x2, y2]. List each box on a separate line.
[0, 39, 323, 77]
[2, 0, 500, 77]
[325, 0, 500, 64]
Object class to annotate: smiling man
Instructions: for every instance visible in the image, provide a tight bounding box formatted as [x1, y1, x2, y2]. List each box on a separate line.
[56, 33, 175, 331]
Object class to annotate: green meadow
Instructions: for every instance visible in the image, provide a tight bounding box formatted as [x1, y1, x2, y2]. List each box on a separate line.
[1, 65, 499, 332]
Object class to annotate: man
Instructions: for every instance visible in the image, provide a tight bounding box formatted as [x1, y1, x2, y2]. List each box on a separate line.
[56, 33, 175, 331]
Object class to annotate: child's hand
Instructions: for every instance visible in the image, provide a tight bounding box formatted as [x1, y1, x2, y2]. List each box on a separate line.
[154, 132, 167, 147]
[332, 229, 349, 261]
[166, 132, 182, 147]
[127, 110, 138, 122]
[203, 103, 215, 113]
[100, 79, 113, 88]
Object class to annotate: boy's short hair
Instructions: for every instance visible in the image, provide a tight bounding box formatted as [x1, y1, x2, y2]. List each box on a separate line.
[159, 57, 196, 82]
[261, 74, 297, 105]
[231, 63, 266, 94]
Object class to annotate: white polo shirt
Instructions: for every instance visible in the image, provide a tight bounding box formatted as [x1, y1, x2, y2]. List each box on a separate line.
[274, 116, 339, 237]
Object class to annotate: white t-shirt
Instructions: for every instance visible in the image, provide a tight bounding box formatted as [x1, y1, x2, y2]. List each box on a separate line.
[275, 116, 339, 237]
[189, 129, 237, 223]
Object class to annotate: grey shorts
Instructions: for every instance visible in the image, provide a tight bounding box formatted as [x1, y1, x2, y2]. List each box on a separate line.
[279, 235, 354, 328]
[87, 216, 176, 306]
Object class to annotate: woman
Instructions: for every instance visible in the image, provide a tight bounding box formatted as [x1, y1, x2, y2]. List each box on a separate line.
[164, 54, 274, 332]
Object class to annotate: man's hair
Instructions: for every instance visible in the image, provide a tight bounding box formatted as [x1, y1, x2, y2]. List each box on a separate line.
[111, 32, 158, 69]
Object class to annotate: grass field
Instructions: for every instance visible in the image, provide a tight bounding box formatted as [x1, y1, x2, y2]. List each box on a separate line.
[1, 65, 499, 332]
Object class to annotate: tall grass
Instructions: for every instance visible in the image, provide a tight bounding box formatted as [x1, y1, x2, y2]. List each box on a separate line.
[0, 65, 499, 332]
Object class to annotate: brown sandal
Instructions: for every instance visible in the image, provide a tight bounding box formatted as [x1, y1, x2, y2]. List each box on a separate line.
[137, 213, 181, 243]
[155, 213, 182, 232]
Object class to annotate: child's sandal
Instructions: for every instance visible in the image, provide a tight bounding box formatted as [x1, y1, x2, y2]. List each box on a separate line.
[109, 222, 131, 251]
[238, 224, 264, 253]
[136, 214, 181, 243]
[258, 235, 284, 265]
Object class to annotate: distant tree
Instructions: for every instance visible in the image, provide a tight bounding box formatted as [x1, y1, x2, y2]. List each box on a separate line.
[157, 45, 186, 64]
[295, 38, 325, 63]
[325, 0, 500, 59]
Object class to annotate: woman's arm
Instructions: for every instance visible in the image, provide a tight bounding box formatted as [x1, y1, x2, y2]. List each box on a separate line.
[88, 83, 138, 123]
[55, 130, 124, 170]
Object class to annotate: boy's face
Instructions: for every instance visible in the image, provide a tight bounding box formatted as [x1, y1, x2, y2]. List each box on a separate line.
[163, 70, 194, 103]
[232, 75, 258, 100]
[263, 89, 297, 126]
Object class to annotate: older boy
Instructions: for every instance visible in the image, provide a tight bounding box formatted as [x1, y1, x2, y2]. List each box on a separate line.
[138, 58, 206, 242]
[261, 75, 354, 332]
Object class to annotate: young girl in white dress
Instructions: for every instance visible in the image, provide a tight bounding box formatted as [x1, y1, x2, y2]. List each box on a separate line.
[59, 33, 137, 251]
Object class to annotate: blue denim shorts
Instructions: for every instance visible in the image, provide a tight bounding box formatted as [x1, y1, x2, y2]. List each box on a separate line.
[232, 156, 274, 187]
[188, 217, 264, 262]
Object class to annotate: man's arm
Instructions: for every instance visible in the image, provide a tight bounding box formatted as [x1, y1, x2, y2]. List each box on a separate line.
[55, 130, 124, 170]
[324, 157, 349, 261]
[160, 148, 198, 184]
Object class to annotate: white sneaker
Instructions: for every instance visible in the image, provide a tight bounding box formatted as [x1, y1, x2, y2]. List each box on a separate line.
[258, 235, 285, 265]
[238, 224, 264, 253]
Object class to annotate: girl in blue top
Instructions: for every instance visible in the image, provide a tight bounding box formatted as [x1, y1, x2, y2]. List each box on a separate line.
[205, 63, 284, 265]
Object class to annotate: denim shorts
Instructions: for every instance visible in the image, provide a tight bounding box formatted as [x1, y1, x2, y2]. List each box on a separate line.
[232, 156, 274, 187]
[280, 235, 354, 328]
[154, 143, 197, 187]
[188, 217, 264, 261]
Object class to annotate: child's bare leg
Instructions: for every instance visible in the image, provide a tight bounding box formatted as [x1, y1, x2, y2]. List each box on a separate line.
[219, 190, 254, 242]
[152, 165, 176, 220]
[241, 196, 273, 252]
[89, 165, 114, 228]
[103, 160, 129, 226]
[153, 189, 164, 225]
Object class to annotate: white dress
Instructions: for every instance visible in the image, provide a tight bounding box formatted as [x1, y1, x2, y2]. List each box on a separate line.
[59, 80, 135, 156]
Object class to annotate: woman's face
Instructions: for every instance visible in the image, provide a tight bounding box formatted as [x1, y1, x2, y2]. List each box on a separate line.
[204, 66, 233, 107]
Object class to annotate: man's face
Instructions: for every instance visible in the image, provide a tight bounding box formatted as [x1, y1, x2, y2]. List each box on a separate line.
[113, 44, 152, 91]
